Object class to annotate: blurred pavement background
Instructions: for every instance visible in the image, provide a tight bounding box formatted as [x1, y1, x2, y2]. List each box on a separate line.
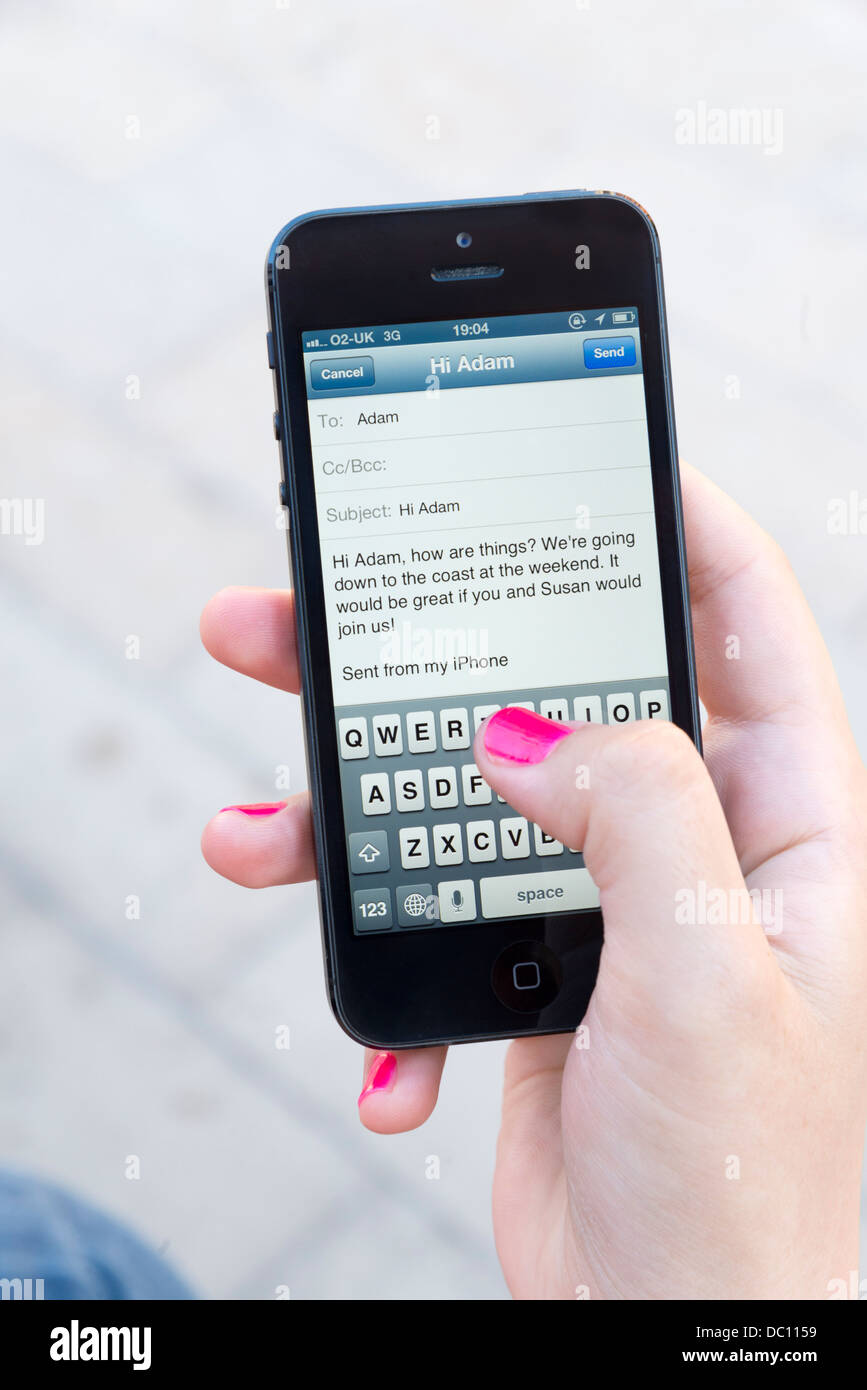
[0, 0, 865, 1297]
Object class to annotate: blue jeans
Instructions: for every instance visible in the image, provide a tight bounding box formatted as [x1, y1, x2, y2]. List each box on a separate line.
[0, 1170, 193, 1299]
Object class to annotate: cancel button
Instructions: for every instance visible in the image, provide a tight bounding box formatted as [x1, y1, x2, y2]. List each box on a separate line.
[480, 868, 599, 919]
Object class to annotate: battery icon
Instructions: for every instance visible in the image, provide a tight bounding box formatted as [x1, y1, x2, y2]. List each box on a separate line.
[612, 311, 636, 325]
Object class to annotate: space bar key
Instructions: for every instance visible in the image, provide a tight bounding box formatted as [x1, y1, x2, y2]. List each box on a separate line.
[479, 868, 600, 919]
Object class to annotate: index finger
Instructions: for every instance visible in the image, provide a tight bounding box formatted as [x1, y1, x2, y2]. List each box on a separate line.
[200, 586, 300, 693]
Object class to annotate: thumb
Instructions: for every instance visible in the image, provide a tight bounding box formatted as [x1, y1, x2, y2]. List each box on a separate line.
[473, 706, 773, 1023]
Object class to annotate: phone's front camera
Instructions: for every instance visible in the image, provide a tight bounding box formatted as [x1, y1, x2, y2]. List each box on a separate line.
[455, 231, 472, 249]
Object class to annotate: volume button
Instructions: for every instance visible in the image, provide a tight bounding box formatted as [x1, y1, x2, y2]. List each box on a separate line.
[279, 479, 290, 509]
[266, 331, 276, 369]
[273, 411, 282, 441]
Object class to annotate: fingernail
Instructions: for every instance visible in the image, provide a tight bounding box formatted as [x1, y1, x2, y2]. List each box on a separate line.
[358, 1051, 396, 1105]
[218, 801, 287, 816]
[483, 706, 573, 765]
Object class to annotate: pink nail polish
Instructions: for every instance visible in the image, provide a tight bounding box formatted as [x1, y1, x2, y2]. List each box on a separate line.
[358, 1051, 396, 1105]
[483, 706, 573, 765]
[218, 801, 287, 816]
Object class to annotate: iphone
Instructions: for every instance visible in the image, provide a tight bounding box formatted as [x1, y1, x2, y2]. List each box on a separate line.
[265, 192, 699, 1047]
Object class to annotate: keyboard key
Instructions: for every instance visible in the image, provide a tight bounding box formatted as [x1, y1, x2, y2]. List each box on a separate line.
[540, 698, 569, 721]
[394, 768, 425, 813]
[338, 716, 368, 759]
[349, 830, 389, 874]
[399, 825, 430, 870]
[534, 824, 564, 856]
[437, 879, 477, 923]
[500, 817, 530, 859]
[439, 708, 470, 750]
[353, 888, 393, 932]
[574, 695, 603, 723]
[607, 692, 637, 724]
[480, 867, 600, 918]
[461, 763, 492, 806]
[433, 822, 463, 866]
[466, 819, 497, 862]
[396, 882, 438, 926]
[512, 701, 535, 711]
[371, 713, 403, 756]
[360, 772, 391, 815]
[473, 704, 500, 731]
[406, 710, 436, 754]
[428, 766, 459, 810]
[640, 689, 670, 720]
[397, 822, 427, 867]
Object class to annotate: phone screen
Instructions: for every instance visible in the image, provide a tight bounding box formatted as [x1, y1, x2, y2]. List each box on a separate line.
[300, 307, 670, 934]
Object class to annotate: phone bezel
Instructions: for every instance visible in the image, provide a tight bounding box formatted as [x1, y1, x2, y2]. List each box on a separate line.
[266, 192, 700, 1048]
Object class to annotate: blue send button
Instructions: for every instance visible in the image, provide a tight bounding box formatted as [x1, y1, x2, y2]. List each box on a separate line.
[310, 355, 375, 390]
[583, 335, 637, 370]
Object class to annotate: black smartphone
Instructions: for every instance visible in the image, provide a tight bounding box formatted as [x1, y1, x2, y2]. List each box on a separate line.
[265, 191, 700, 1049]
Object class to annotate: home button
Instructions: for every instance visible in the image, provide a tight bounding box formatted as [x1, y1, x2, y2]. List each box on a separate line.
[491, 940, 562, 1012]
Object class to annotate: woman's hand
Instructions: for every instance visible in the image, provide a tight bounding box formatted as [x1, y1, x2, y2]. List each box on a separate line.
[200, 464, 867, 1298]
